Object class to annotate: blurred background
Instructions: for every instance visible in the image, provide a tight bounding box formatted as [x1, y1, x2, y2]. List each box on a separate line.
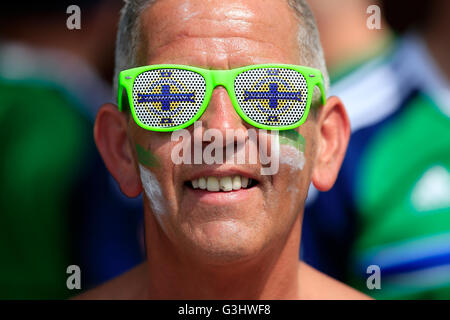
[303, 0, 450, 300]
[0, 0, 448, 299]
[0, 1, 144, 299]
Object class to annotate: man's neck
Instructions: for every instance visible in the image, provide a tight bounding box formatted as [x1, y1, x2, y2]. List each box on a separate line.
[143, 211, 303, 300]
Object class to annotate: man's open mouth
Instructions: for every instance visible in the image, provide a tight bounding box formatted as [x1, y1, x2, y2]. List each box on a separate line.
[184, 175, 259, 192]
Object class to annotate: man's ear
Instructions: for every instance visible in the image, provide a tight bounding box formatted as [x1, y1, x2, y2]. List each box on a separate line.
[94, 103, 142, 197]
[311, 96, 350, 192]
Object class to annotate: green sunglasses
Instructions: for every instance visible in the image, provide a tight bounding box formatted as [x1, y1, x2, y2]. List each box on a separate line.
[118, 64, 326, 132]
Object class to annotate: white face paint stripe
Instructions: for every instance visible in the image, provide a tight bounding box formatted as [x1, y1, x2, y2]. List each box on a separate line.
[279, 145, 305, 171]
[139, 164, 166, 217]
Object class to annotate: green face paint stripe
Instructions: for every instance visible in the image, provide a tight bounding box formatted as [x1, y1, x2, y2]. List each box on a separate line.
[278, 130, 305, 152]
[136, 143, 160, 167]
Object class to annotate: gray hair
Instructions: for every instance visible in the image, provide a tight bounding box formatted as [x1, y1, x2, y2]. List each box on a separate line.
[113, 0, 329, 106]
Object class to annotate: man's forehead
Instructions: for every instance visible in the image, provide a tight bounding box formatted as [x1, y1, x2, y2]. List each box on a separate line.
[139, 0, 300, 66]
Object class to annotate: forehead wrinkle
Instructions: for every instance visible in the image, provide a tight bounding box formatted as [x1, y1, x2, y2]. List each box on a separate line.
[139, 0, 301, 66]
[147, 36, 293, 67]
[146, 16, 278, 54]
[143, 4, 260, 39]
[152, 0, 260, 25]
[155, 36, 283, 55]
[176, 18, 256, 38]
[145, 26, 298, 65]
[140, 1, 295, 45]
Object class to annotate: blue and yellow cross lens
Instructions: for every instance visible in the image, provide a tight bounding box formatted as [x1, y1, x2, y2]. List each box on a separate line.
[234, 68, 307, 127]
[133, 69, 206, 128]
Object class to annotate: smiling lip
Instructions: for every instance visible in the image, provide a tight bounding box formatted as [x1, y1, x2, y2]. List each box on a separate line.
[185, 183, 259, 205]
[182, 167, 262, 205]
[185, 167, 259, 183]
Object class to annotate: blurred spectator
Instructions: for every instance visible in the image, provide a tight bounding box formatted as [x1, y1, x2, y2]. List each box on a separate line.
[308, 0, 393, 79]
[0, 1, 144, 298]
[302, 0, 450, 299]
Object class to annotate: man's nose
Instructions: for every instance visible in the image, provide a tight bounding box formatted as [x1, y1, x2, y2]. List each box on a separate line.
[199, 86, 247, 134]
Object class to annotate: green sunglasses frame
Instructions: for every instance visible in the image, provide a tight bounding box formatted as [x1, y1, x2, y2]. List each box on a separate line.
[118, 64, 326, 132]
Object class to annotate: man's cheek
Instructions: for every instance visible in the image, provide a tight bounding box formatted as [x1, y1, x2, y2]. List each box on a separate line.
[280, 145, 306, 173]
[278, 130, 306, 172]
[139, 164, 166, 217]
[134, 143, 173, 231]
[275, 130, 307, 214]
[135, 142, 161, 167]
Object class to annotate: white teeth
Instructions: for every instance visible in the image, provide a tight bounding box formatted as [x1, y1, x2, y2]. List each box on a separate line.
[232, 176, 241, 190]
[198, 177, 206, 189]
[220, 176, 233, 191]
[207, 177, 220, 192]
[189, 175, 253, 192]
[241, 176, 249, 188]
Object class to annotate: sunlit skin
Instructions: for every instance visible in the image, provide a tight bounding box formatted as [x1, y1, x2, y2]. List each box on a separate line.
[84, 0, 368, 299]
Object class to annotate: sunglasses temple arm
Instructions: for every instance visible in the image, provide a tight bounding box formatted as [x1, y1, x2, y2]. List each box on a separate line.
[313, 73, 327, 106]
[117, 82, 124, 112]
[318, 81, 326, 106]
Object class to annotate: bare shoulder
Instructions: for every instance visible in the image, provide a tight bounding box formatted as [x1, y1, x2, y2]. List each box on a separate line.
[298, 261, 372, 300]
[71, 262, 148, 300]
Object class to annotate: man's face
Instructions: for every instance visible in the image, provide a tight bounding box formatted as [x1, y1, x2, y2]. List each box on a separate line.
[130, 0, 318, 263]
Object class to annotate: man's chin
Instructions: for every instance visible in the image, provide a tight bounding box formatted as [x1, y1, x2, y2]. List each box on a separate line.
[181, 220, 267, 265]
